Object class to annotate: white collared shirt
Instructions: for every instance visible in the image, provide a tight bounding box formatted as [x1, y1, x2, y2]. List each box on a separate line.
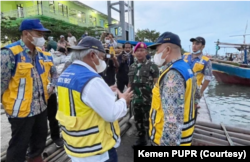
[68, 60, 127, 162]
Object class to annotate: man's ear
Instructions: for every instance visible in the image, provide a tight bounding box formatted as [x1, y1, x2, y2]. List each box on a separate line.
[89, 52, 96, 60]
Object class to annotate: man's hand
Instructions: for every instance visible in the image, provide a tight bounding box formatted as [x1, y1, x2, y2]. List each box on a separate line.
[112, 54, 117, 60]
[117, 87, 133, 105]
[200, 90, 204, 97]
[122, 54, 128, 61]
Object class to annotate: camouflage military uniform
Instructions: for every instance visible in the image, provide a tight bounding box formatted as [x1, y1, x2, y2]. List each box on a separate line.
[128, 59, 159, 140]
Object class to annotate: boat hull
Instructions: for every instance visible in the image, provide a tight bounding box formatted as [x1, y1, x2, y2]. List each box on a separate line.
[212, 61, 250, 86]
[212, 70, 250, 86]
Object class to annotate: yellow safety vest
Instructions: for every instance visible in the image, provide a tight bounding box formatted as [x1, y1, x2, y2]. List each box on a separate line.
[1, 41, 53, 117]
[183, 53, 210, 87]
[149, 60, 196, 146]
[56, 63, 120, 158]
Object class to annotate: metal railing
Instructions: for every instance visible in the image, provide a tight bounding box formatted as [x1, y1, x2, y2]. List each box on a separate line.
[1, 4, 108, 29]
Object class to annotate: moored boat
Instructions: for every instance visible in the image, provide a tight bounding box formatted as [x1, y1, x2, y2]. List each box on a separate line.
[211, 41, 250, 86]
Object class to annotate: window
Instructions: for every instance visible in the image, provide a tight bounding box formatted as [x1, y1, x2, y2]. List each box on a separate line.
[49, 0, 54, 5]
[77, 11, 86, 23]
[17, 4, 24, 18]
[69, 8, 77, 16]
[89, 15, 96, 26]
[58, 3, 67, 17]
[100, 19, 104, 27]
[64, 5, 68, 17]
[49, 0, 55, 13]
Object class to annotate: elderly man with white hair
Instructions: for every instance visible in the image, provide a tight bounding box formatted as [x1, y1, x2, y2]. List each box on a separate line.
[56, 36, 133, 162]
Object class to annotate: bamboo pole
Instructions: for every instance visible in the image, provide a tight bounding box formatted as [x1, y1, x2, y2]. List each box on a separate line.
[192, 139, 222, 146]
[195, 125, 250, 140]
[48, 150, 65, 162]
[119, 113, 131, 127]
[54, 152, 69, 162]
[43, 148, 64, 162]
[195, 128, 250, 145]
[42, 143, 58, 159]
[193, 133, 243, 146]
[196, 121, 250, 135]
[120, 123, 131, 137]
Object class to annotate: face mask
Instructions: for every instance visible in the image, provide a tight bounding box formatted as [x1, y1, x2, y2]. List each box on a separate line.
[193, 50, 201, 55]
[153, 48, 167, 66]
[105, 40, 110, 44]
[29, 33, 45, 47]
[93, 54, 107, 73]
[125, 50, 132, 54]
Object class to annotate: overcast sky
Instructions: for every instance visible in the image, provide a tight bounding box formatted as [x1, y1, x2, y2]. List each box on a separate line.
[80, 0, 250, 55]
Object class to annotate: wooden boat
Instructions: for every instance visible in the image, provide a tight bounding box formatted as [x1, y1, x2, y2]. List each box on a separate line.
[211, 42, 250, 86]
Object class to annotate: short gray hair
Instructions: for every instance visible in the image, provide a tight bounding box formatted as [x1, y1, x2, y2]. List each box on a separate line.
[48, 36, 53, 40]
[70, 49, 99, 61]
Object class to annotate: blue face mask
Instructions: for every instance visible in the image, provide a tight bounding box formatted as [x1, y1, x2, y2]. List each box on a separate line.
[193, 50, 201, 54]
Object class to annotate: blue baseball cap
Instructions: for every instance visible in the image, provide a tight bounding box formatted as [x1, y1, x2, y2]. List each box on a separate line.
[19, 19, 51, 33]
[70, 36, 105, 53]
[148, 31, 181, 49]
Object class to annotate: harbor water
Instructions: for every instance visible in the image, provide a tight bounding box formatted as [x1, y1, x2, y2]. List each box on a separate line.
[204, 77, 250, 130]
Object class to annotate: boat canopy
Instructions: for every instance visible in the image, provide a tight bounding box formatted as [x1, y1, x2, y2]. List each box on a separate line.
[215, 41, 250, 64]
[117, 40, 155, 46]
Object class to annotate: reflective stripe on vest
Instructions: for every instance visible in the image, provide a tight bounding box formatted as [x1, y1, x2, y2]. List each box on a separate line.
[56, 63, 120, 158]
[1, 41, 53, 117]
[149, 60, 196, 146]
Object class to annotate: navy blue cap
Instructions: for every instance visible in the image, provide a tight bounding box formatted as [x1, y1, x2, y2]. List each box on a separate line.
[190, 37, 205, 45]
[148, 31, 181, 49]
[70, 36, 105, 53]
[19, 19, 51, 32]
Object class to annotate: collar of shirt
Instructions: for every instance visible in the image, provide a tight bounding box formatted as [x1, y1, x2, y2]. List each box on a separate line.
[73, 60, 97, 74]
[161, 56, 182, 72]
[20, 39, 37, 56]
[135, 58, 147, 64]
[191, 53, 203, 60]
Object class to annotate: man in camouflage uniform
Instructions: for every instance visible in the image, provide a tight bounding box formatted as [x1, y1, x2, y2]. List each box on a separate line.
[128, 42, 159, 147]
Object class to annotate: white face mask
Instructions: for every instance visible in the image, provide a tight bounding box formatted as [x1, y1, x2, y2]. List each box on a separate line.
[153, 48, 167, 66]
[29, 33, 46, 47]
[105, 39, 110, 44]
[193, 50, 201, 55]
[93, 54, 107, 73]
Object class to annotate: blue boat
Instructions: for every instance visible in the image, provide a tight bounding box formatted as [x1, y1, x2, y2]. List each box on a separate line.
[211, 42, 250, 86]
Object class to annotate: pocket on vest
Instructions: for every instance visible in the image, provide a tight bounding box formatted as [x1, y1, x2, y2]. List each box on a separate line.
[193, 63, 204, 73]
[15, 63, 33, 77]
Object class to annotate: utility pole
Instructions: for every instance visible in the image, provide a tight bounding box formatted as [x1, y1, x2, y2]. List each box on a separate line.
[107, 1, 135, 40]
[215, 39, 220, 57]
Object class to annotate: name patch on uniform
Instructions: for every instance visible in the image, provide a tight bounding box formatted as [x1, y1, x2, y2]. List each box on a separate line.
[44, 59, 52, 62]
[58, 77, 71, 84]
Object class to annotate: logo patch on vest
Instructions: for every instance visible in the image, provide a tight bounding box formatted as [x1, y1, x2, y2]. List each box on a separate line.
[188, 69, 193, 75]
[21, 56, 26, 62]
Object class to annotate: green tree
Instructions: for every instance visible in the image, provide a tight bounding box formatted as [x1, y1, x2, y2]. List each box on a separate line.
[135, 28, 160, 42]
[181, 48, 187, 55]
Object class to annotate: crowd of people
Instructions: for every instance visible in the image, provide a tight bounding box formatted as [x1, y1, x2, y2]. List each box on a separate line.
[1, 18, 213, 162]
